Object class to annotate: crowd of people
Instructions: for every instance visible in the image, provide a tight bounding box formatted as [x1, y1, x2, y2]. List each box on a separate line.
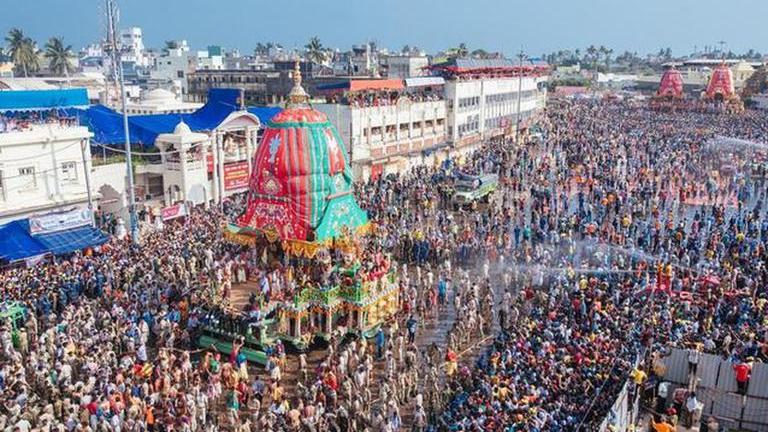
[0, 113, 78, 133]
[324, 89, 443, 109]
[1, 97, 768, 432]
[434, 101, 768, 431]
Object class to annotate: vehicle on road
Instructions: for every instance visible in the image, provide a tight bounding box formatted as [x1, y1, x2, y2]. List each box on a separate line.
[452, 173, 499, 209]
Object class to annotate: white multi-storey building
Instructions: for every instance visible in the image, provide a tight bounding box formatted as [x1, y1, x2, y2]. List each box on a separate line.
[433, 58, 549, 155]
[445, 76, 546, 152]
[149, 40, 191, 92]
[196, 51, 224, 70]
[0, 122, 96, 224]
[119, 27, 148, 68]
[315, 77, 447, 180]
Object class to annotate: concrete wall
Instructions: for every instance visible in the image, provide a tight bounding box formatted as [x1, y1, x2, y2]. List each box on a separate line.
[91, 163, 127, 220]
[0, 125, 94, 223]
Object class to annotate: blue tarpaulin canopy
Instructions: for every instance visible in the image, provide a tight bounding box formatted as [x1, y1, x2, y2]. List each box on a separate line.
[79, 89, 282, 146]
[0, 219, 108, 262]
[0, 220, 48, 262]
[0, 89, 89, 112]
[35, 225, 109, 256]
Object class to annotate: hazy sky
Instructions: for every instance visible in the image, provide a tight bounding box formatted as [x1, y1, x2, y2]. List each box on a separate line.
[2, 0, 767, 57]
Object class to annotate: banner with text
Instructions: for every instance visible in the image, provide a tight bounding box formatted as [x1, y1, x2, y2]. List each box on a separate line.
[224, 161, 250, 190]
[161, 203, 187, 221]
[29, 208, 92, 235]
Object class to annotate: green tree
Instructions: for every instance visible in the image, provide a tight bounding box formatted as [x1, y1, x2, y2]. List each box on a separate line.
[586, 45, 599, 71]
[5, 28, 39, 77]
[45, 37, 74, 77]
[599, 45, 614, 71]
[456, 43, 469, 58]
[305, 36, 326, 64]
[471, 48, 489, 59]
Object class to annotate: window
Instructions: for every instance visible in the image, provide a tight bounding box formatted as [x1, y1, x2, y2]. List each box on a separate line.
[18, 166, 36, 190]
[61, 162, 78, 182]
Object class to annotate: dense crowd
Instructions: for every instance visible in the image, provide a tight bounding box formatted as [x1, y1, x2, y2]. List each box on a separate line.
[435, 101, 768, 431]
[1, 98, 768, 432]
[0, 113, 78, 133]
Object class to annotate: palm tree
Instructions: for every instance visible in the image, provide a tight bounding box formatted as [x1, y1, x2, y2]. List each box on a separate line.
[5, 28, 38, 77]
[586, 45, 599, 71]
[305, 36, 326, 64]
[45, 37, 74, 77]
[471, 48, 489, 59]
[599, 46, 614, 71]
[457, 43, 469, 58]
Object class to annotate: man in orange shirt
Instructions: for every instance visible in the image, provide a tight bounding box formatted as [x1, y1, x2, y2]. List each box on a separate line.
[651, 417, 675, 432]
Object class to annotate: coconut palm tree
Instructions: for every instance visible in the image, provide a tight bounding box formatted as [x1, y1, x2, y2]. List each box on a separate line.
[599, 46, 614, 71]
[471, 48, 490, 59]
[586, 45, 599, 71]
[457, 43, 469, 58]
[305, 36, 326, 64]
[44, 36, 74, 77]
[5, 28, 39, 77]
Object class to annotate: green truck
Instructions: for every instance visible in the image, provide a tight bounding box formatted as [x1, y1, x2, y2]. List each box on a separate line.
[452, 173, 499, 209]
[196, 309, 276, 366]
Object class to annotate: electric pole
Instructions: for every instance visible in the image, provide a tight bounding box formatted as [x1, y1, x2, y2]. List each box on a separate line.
[107, 0, 139, 243]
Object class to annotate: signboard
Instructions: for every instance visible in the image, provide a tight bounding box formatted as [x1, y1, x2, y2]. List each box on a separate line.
[161, 203, 187, 221]
[29, 208, 92, 235]
[223, 161, 249, 190]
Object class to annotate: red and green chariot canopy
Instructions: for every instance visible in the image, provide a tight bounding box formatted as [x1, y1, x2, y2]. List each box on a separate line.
[236, 107, 368, 244]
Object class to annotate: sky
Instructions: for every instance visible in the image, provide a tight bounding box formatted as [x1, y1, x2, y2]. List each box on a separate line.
[1, 0, 767, 57]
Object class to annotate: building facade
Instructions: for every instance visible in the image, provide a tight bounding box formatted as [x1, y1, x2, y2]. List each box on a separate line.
[123, 89, 202, 115]
[187, 69, 289, 105]
[119, 27, 148, 68]
[149, 41, 191, 92]
[314, 78, 448, 181]
[429, 58, 550, 155]
[385, 55, 429, 78]
[445, 75, 547, 154]
[132, 111, 263, 213]
[0, 123, 96, 224]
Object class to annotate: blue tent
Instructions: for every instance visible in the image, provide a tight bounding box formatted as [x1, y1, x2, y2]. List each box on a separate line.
[35, 225, 110, 256]
[0, 219, 109, 262]
[80, 89, 282, 147]
[0, 220, 48, 262]
[0, 89, 89, 112]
